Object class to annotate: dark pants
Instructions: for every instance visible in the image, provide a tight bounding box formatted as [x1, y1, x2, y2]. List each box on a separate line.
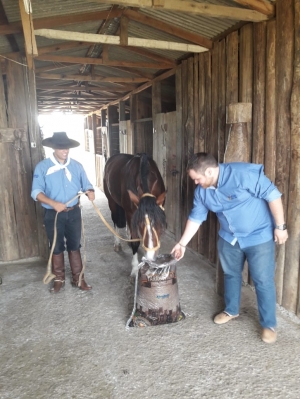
[44, 206, 82, 254]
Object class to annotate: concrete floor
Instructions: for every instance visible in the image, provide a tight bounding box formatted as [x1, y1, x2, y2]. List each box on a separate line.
[1, 189, 300, 399]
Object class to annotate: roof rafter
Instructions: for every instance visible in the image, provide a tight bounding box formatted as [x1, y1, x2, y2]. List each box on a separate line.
[36, 72, 149, 83]
[35, 54, 175, 69]
[0, 9, 123, 36]
[123, 9, 212, 48]
[231, 0, 275, 16]
[19, 0, 38, 69]
[91, 0, 271, 21]
[34, 29, 208, 53]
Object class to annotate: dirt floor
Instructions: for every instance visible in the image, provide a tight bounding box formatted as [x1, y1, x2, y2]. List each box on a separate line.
[1, 189, 300, 399]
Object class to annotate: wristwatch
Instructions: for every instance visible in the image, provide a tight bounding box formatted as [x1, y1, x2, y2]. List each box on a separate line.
[275, 223, 287, 230]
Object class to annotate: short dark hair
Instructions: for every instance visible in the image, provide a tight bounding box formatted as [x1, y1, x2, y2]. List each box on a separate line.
[187, 152, 218, 173]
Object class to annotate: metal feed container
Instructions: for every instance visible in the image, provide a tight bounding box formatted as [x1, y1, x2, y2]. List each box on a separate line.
[128, 254, 185, 328]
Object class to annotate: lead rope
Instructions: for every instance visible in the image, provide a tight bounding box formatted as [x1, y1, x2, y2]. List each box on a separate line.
[43, 192, 85, 285]
[43, 194, 162, 285]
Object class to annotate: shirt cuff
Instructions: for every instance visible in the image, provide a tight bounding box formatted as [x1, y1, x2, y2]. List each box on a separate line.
[266, 189, 282, 202]
[31, 189, 43, 201]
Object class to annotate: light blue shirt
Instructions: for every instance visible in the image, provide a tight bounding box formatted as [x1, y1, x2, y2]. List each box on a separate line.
[188, 163, 282, 248]
[31, 157, 93, 209]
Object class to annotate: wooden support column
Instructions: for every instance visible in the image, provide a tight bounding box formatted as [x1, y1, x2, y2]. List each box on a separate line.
[107, 105, 119, 157]
[225, 32, 239, 145]
[239, 24, 253, 160]
[19, 0, 38, 69]
[218, 39, 226, 163]
[119, 101, 126, 122]
[293, 0, 300, 317]
[275, 0, 294, 309]
[265, 20, 276, 182]
[175, 65, 183, 240]
[252, 21, 266, 165]
[0, 61, 18, 261]
[284, 0, 300, 314]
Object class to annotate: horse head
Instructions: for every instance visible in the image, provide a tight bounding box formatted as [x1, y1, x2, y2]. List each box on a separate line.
[127, 186, 166, 261]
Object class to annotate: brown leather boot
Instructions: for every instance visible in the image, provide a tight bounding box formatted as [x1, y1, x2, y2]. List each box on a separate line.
[68, 250, 92, 291]
[50, 252, 65, 293]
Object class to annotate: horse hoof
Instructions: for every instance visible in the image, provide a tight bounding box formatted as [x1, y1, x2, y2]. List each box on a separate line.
[114, 244, 122, 252]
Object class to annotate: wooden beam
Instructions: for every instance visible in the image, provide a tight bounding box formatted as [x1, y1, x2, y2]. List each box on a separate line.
[92, 0, 269, 21]
[19, 0, 37, 69]
[34, 29, 208, 53]
[100, 68, 176, 108]
[231, 0, 275, 16]
[35, 54, 174, 69]
[0, 9, 123, 36]
[36, 84, 130, 93]
[120, 16, 129, 46]
[35, 64, 72, 73]
[38, 41, 91, 55]
[120, 45, 177, 65]
[36, 73, 149, 83]
[38, 94, 118, 100]
[123, 9, 212, 49]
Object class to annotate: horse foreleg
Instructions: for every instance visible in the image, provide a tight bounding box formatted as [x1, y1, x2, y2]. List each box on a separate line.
[131, 253, 139, 277]
[114, 227, 122, 252]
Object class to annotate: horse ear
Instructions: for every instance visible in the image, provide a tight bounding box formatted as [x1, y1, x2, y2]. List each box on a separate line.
[156, 191, 166, 206]
[128, 189, 140, 207]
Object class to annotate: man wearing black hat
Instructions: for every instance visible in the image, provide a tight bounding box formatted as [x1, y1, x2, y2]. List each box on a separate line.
[31, 132, 95, 293]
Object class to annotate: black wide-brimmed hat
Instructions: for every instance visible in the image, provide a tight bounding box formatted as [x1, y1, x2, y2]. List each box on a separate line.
[42, 132, 80, 149]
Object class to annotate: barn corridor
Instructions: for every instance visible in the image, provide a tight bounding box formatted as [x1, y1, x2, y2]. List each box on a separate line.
[1, 189, 300, 399]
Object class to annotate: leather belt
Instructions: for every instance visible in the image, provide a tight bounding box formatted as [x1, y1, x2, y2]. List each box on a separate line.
[63, 203, 79, 212]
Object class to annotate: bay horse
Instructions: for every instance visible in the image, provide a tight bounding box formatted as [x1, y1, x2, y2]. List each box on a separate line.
[103, 153, 166, 276]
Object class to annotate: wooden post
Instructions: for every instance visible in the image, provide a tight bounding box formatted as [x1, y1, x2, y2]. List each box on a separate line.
[224, 103, 252, 163]
[175, 65, 183, 240]
[276, 0, 294, 310]
[225, 32, 239, 146]
[218, 39, 226, 163]
[252, 22, 266, 165]
[265, 20, 276, 182]
[239, 24, 253, 160]
[285, 0, 300, 315]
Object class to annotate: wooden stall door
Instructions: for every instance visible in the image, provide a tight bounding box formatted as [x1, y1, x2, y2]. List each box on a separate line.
[153, 112, 179, 238]
[134, 120, 153, 155]
[119, 120, 133, 155]
[0, 57, 47, 261]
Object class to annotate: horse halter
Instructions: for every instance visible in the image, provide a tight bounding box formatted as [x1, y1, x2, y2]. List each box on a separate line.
[140, 192, 165, 211]
[139, 193, 163, 252]
[142, 214, 160, 252]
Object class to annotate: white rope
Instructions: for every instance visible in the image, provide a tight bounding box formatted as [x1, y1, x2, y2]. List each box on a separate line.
[125, 260, 145, 330]
[0, 55, 28, 67]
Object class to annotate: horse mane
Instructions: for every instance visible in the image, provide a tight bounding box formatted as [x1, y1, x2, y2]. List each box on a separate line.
[139, 153, 150, 193]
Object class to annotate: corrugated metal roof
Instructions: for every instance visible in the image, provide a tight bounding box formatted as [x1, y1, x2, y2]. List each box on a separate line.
[2, 0, 111, 22]
[140, 8, 236, 40]
[0, 0, 275, 114]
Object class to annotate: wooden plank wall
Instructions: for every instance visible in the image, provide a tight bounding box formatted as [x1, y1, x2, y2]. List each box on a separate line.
[0, 55, 48, 262]
[179, 0, 300, 316]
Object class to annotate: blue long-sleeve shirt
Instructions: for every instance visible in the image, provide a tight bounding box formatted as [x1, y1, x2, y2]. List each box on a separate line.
[31, 157, 94, 209]
[188, 163, 282, 248]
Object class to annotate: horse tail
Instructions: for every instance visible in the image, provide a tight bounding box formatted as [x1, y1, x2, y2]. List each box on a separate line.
[140, 153, 150, 193]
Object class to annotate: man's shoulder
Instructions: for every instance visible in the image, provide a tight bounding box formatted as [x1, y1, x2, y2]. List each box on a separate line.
[35, 157, 53, 169]
[223, 162, 263, 173]
[69, 158, 83, 168]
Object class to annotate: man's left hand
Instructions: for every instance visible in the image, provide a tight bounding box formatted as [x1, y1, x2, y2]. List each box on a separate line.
[86, 190, 95, 201]
[274, 229, 288, 245]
